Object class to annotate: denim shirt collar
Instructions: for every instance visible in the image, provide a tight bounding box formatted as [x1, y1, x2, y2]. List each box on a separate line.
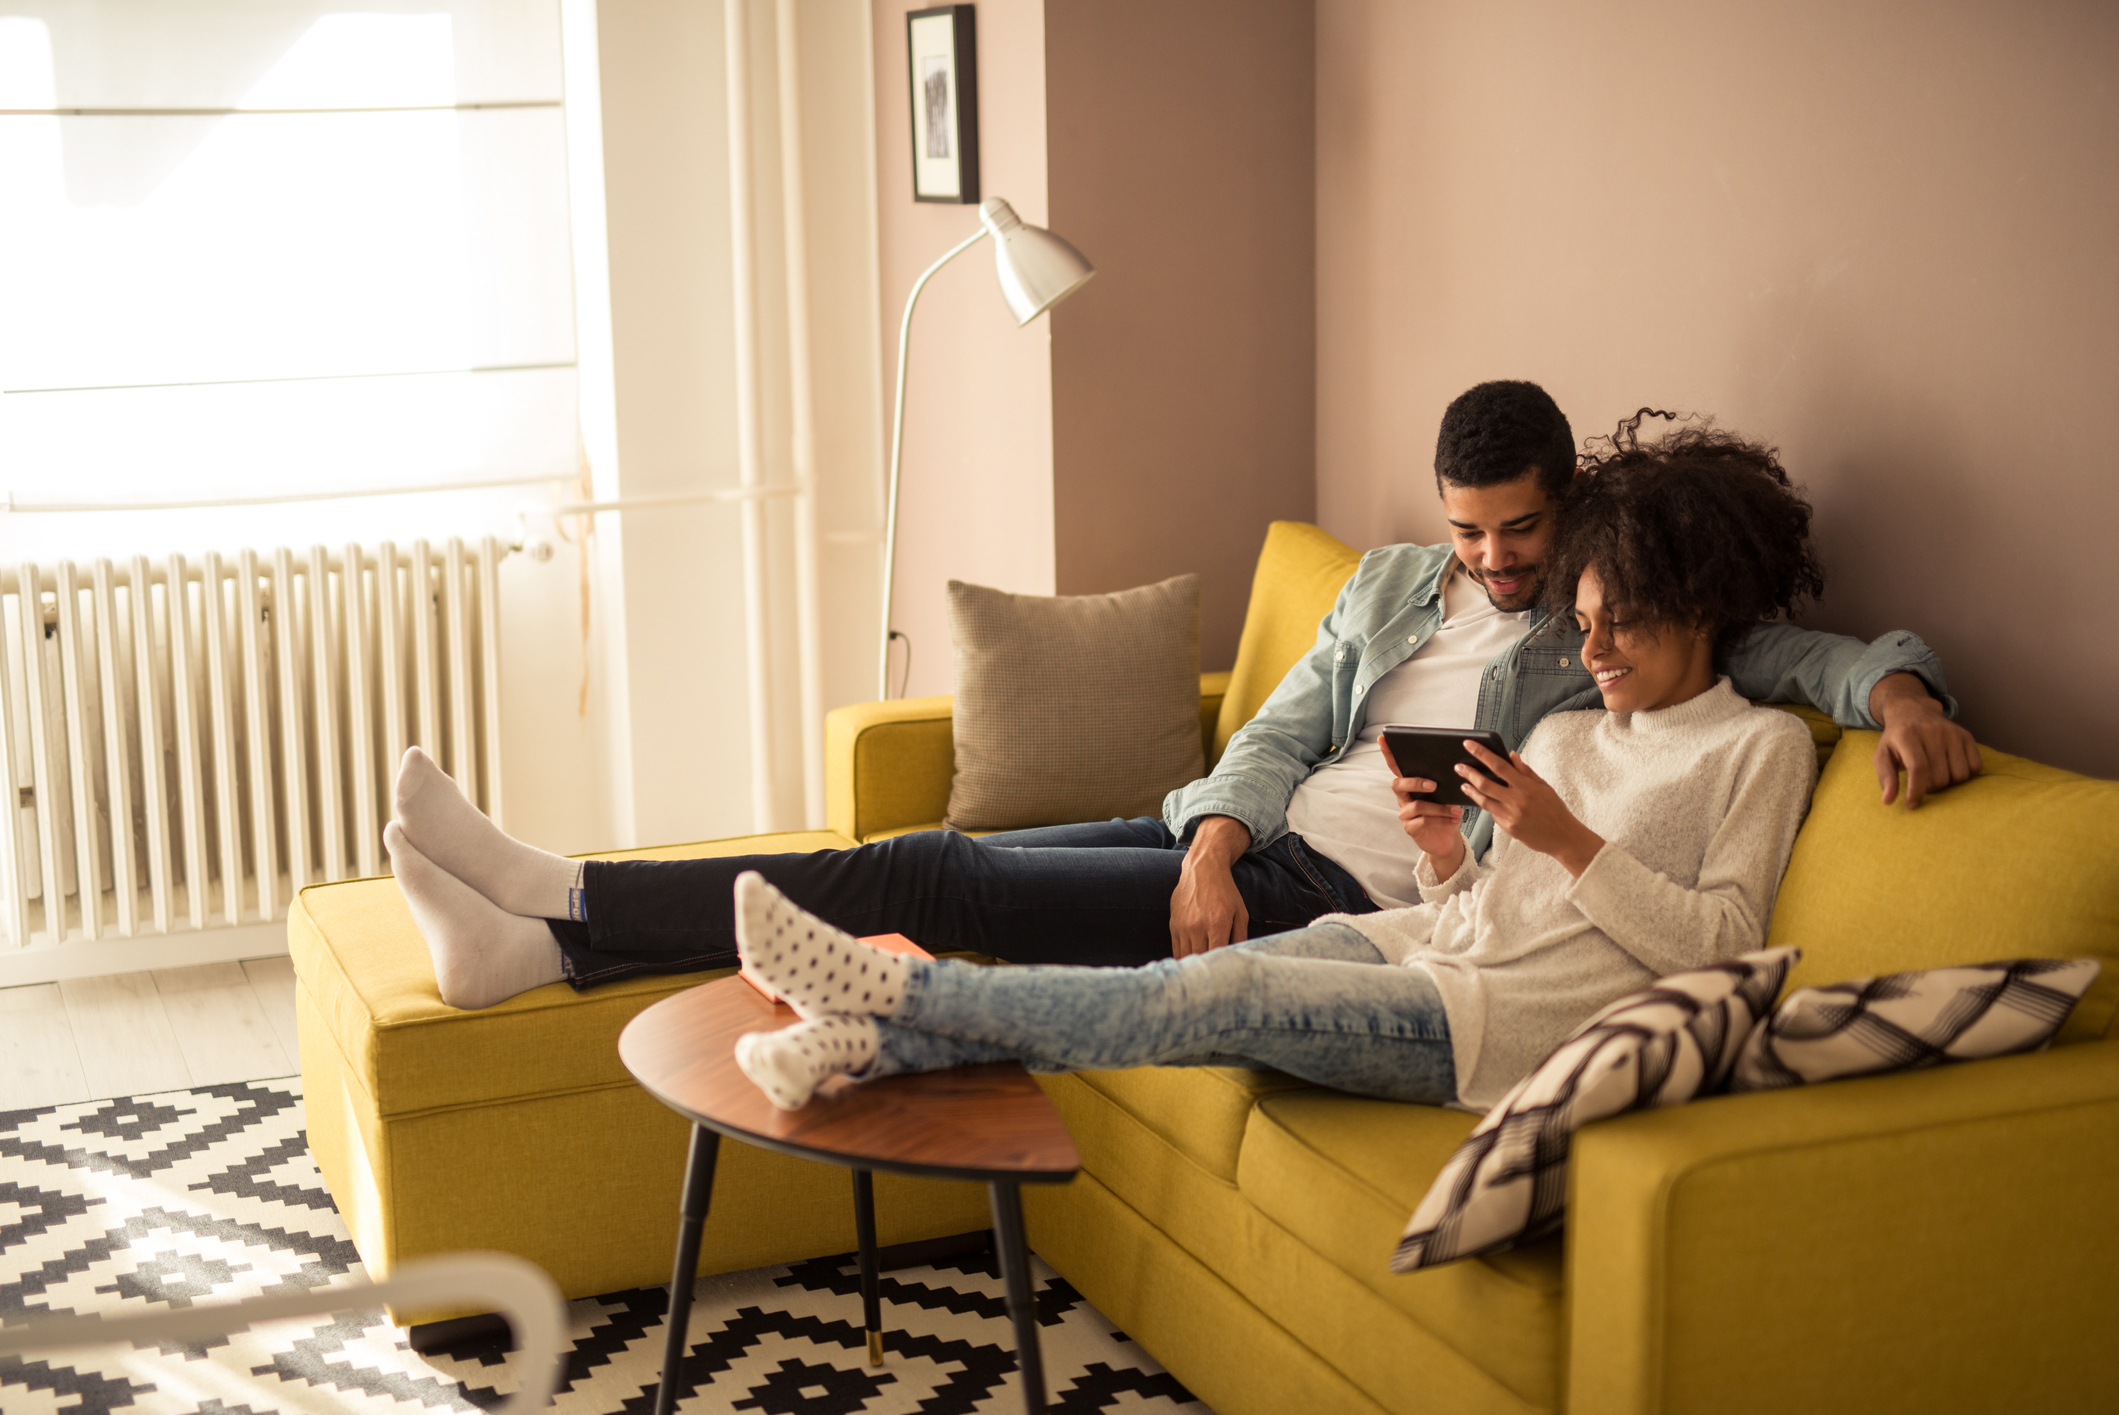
[1411, 551, 1456, 606]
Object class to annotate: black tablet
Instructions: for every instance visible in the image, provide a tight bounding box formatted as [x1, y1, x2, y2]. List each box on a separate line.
[1378, 726, 1511, 810]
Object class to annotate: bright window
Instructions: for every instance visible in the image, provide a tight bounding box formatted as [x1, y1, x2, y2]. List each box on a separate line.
[0, 1, 574, 559]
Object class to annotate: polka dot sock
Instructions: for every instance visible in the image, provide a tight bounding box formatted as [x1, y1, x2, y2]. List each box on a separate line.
[734, 871, 908, 1021]
[734, 1016, 880, 1110]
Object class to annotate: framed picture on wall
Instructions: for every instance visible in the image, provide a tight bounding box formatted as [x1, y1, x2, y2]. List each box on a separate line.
[907, 5, 978, 203]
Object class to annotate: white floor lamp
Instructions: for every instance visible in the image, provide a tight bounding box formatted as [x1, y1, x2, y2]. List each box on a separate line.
[879, 196, 1095, 699]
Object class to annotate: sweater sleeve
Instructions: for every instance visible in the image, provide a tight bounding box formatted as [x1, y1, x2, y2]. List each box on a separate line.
[1564, 721, 1818, 978]
[1415, 846, 1487, 904]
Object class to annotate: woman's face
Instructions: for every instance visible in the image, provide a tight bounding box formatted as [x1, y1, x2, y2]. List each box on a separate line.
[1573, 564, 1717, 713]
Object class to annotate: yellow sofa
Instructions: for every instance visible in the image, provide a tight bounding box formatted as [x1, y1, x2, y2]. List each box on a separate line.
[291, 522, 2119, 1414]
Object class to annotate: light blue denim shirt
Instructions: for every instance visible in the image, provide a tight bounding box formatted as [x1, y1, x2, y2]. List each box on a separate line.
[1164, 541, 1954, 861]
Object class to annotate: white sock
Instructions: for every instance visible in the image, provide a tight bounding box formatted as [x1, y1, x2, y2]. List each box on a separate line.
[386, 822, 567, 1010]
[734, 1016, 880, 1110]
[734, 871, 908, 1021]
[394, 746, 584, 921]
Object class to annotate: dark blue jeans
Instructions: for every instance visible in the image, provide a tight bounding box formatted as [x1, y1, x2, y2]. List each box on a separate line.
[546, 817, 1378, 987]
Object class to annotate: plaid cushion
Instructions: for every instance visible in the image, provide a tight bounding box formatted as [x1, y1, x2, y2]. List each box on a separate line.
[1390, 947, 1797, 1273]
[1730, 957, 2101, 1093]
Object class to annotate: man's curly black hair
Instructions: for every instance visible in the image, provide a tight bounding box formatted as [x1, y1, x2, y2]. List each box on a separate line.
[1544, 410, 1827, 666]
[1434, 380, 1576, 497]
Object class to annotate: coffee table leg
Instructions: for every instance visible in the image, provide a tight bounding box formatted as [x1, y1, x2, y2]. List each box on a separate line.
[851, 1168, 884, 1365]
[988, 1181, 1045, 1414]
[655, 1124, 721, 1415]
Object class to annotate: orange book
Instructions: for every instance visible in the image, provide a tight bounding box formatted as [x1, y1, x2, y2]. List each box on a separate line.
[740, 932, 934, 1004]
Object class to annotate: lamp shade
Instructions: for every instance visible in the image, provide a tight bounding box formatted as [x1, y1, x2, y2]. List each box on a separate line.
[979, 197, 1095, 325]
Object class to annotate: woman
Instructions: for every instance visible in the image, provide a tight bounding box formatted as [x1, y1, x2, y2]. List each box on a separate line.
[727, 427, 1825, 1111]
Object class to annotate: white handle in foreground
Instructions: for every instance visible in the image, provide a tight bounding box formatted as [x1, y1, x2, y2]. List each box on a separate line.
[0, 1251, 568, 1415]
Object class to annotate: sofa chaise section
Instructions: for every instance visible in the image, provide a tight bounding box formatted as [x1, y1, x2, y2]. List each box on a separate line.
[290, 830, 991, 1324]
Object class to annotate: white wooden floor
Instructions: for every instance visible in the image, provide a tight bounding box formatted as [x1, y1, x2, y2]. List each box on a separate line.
[0, 957, 300, 1109]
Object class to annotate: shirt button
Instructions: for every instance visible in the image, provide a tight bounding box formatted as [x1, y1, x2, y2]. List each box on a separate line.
[1560, 657, 1570, 667]
[1408, 635, 1419, 645]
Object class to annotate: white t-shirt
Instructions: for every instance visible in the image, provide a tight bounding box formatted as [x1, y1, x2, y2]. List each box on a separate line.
[1282, 567, 1530, 907]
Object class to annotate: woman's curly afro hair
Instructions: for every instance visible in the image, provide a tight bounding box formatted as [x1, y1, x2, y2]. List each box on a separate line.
[1544, 410, 1826, 666]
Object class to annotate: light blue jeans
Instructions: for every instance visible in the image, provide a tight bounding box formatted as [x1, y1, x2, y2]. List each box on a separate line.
[870, 923, 1457, 1105]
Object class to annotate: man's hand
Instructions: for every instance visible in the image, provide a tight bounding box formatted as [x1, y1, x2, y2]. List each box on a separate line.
[1869, 673, 1982, 808]
[1170, 815, 1251, 958]
[1457, 740, 1605, 880]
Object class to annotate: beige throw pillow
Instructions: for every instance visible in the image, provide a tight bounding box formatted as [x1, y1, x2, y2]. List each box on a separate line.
[945, 575, 1204, 831]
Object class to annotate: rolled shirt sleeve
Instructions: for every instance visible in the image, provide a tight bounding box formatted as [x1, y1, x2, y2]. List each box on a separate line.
[1725, 622, 1957, 729]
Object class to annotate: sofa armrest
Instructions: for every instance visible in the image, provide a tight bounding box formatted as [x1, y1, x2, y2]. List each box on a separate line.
[1564, 1040, 2119, 1415]
[825, 695, 955, 842]
[825, 671, 1237, 844]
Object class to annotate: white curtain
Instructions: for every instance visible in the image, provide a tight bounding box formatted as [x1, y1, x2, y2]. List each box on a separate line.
[0, 0, 576, 562]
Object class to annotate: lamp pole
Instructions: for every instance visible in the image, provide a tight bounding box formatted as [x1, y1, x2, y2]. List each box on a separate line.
[876, 198, 1095, 701]
[878, 224, 990, 702]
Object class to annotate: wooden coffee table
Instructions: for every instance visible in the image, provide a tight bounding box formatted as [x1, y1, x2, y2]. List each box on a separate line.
[618, 975, 1081, 1415]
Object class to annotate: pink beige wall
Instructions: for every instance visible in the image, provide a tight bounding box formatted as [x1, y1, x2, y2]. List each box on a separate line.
[1315, 0, 2119, 777]
[1045, 0, 1317, 669]
[873, 0, 1317, 692]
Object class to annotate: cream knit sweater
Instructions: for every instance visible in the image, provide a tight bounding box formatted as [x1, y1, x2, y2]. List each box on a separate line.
[1315, 678, 1818, 1109]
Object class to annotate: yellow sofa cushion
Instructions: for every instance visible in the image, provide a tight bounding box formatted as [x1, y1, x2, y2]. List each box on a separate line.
[1214, 521, 1365, 763]
[1034, 1128, 1560, 1414]
[290, 830, 856, 1116]
[1046, 1066, 1561, 1404]
[1238, 1091, 1565, 1407]
[1070, 1064, 1314, 1183]
[1032, 1069, 1315, 1300]
[1768, 731, 2119, 1042]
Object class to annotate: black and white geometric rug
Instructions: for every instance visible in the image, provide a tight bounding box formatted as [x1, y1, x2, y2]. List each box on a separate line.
[1, 1080, 1204, 1414]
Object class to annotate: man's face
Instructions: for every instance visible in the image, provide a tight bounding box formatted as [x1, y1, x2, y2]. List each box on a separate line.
[1439, 471, 1558, 612]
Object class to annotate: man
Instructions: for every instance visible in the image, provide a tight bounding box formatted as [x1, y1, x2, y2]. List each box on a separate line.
[390, 381, 1978, 1007]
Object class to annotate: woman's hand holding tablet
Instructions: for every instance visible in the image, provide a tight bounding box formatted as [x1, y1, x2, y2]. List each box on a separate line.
[1453, 739, 1607, 879]
[1382, 726, 1608, 881]
[1379, 726, 1510, 810]
[1380, 725, 1509, 880]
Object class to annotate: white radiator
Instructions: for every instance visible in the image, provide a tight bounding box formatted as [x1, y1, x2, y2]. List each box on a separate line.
[0, 538, 504, 959]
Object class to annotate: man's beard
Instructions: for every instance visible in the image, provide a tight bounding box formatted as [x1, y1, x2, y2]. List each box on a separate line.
[1470, 564, 1542, 611]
